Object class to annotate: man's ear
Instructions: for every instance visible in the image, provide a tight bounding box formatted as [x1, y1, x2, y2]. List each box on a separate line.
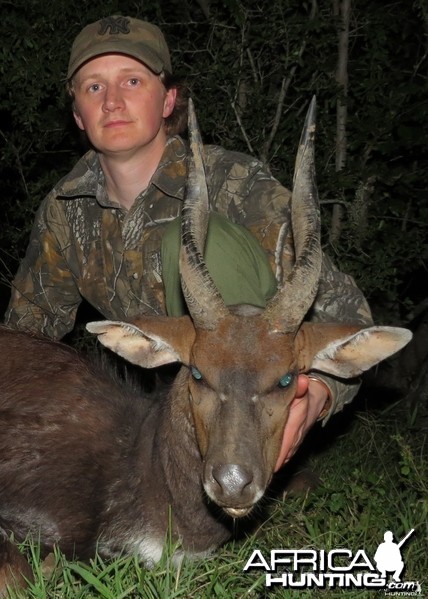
[73, 108, 85, 131]
[163, 87, 177, 119]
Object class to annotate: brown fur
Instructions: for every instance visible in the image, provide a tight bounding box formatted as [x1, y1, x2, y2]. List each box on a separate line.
[0, 534, 33, 598]
[0, 326, 232, 590]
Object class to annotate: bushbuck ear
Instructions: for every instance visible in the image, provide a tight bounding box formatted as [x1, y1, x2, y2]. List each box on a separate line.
[86, 316, 196, 368]
[310, 326, 413, 378]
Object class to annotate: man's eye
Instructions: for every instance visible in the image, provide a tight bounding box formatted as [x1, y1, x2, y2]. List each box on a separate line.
[88, 83, 101, 93]
[128, 78, 140, 86]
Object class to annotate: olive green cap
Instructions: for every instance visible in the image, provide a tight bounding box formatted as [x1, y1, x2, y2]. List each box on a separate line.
[67, 15, 172, 79]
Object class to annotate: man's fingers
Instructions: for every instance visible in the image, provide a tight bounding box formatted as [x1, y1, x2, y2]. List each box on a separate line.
[296, 374, 309, 397]
[274, 393, 309, 472]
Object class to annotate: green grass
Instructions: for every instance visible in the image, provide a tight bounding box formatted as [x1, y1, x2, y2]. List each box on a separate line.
[7, 397, 427, 598]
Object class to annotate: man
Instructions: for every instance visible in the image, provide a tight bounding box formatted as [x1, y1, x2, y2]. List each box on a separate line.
[4, 15, 372, 470]
[374, 531, 405, 582]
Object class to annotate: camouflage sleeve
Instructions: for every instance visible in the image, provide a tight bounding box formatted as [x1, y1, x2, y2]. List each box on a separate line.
[4, 196, 81, 340]
[307, 253, 373, 421]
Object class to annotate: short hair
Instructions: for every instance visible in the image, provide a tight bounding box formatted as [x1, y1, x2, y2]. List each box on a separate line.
[160, 71, 189, 136]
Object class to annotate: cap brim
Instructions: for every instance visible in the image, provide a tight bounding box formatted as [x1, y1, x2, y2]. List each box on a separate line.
[67, 40, 165, 79]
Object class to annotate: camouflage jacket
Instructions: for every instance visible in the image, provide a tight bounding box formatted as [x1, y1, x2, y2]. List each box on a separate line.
[5, 135, 372, 417]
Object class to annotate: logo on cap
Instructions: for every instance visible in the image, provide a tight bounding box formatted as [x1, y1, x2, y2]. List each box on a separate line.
[98, 16, 131, 36]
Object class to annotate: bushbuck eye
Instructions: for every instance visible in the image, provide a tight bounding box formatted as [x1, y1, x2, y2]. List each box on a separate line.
[278, 373, 293, 388]
[191, 366, 203, 381]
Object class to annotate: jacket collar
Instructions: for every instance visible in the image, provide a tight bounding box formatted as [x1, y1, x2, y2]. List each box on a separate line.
[56, 136, 189, 205]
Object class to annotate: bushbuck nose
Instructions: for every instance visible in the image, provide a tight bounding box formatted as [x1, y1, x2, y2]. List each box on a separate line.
[212, 464, 254, 500]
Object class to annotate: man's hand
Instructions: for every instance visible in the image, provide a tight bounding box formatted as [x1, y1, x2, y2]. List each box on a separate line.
[274, 375, 330, 472]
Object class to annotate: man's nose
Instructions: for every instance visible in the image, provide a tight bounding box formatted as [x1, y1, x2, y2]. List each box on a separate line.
[102, 85, 124, 112]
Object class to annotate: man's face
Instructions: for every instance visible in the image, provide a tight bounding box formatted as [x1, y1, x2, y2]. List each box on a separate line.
[72, 54, 176, 158]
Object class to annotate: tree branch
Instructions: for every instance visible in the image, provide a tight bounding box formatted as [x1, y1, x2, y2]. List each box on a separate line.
[330, 0, 351, 245]
[260, 0, 318, 164]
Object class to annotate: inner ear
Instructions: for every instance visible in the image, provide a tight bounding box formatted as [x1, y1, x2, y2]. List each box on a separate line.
[87, 316, 196, 369]
[310, 325, 412, 378]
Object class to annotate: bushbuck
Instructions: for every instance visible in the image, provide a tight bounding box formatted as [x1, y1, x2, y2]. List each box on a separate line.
[0, 98, 411, 595]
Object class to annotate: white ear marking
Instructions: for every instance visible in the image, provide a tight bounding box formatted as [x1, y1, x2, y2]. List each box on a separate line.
[311, 326, 412, 378]
[86, 320, 181, 368]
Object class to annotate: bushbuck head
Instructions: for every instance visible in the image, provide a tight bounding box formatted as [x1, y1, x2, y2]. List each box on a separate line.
[87, 98, 412, 518]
